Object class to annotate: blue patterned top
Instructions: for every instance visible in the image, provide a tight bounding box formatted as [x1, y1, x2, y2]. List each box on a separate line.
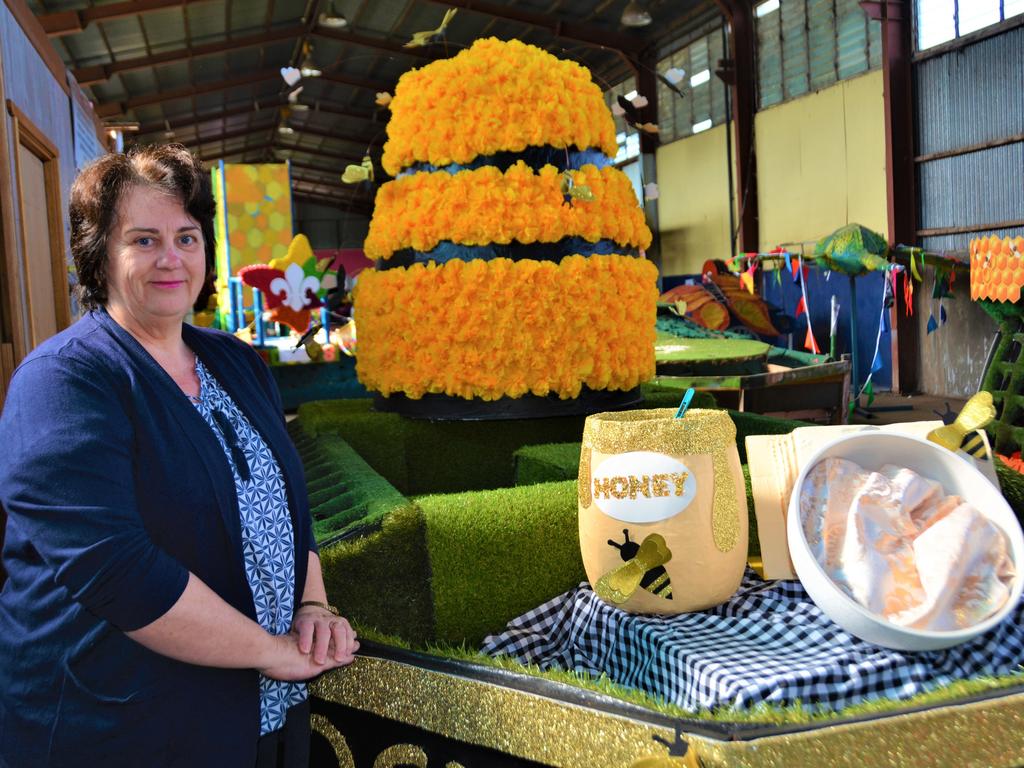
[191, 356, 306, 735]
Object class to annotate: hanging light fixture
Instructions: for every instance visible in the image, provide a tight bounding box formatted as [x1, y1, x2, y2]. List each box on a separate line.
[299, 42, 322, 78]
[318, 1, 348, 29]
[620, 0, 652, 27]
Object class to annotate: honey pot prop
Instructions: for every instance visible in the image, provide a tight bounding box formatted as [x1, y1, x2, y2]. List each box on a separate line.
[578, 397, 749, 614]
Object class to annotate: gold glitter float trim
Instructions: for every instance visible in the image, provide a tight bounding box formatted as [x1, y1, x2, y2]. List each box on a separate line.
[583, 408, 739, 553]
[312, 657, 1024, 767]
[373, 744, 428, 768]
[310, 713, 355, 767]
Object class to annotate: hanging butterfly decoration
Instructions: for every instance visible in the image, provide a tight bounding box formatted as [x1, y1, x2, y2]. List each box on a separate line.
[238, 234, 338, 334]
[341, 155, 374, 185]
[560, 171, 595, 208]
[658, 67, 686, 99]
[405, 7, 457, 48]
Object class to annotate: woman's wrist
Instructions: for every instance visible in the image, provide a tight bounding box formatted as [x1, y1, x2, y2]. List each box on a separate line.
[296, 600, 338, 615]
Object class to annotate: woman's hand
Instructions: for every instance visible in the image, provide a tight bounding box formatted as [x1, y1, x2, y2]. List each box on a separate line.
[257, 633, 348, 682]
[292, 606, 360, 666]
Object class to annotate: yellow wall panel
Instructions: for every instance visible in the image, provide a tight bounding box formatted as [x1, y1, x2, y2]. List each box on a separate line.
[842, 71, 888, 232]
[755, 69, 887, 250]
[654, 124, 735, 276]
[654, 70, 887, 277]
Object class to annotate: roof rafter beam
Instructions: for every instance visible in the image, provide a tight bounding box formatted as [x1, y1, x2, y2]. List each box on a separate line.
[320, 71, 392, 94]
[312, 25, 434, 60]
[95, 70, 280, 118]
[274, 142, 364, 164]
[422, 0, 645, 53]
[134, 98, 378, 139]
[40, 0, 218, 37]
[292, 190, 372, 214]
[72, 25, 306, 86]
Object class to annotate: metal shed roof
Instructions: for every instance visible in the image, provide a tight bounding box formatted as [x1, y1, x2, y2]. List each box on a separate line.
[29, 0, 720, 209]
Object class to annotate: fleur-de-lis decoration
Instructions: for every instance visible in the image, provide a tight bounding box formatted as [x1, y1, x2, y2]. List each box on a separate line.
[270, 263, 321, 312]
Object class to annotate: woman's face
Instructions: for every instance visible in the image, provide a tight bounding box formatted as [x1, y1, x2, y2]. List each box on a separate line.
[105, 184, 206, 330]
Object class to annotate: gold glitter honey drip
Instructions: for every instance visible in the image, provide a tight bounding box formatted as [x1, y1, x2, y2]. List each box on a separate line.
[579, 408, 748, 614]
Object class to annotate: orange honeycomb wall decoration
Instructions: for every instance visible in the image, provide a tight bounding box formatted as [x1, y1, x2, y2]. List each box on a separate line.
[971, 235, 1024, 303]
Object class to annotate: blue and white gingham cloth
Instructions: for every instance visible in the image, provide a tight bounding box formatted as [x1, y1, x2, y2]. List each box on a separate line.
[481, 569, 1024, 712]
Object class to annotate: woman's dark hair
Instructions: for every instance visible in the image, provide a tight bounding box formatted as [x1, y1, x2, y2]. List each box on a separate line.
[69, 143, 217, 311]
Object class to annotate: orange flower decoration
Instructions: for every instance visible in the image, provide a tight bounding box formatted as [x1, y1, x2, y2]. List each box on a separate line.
[381, 38, 618, 175]
[364, 162, 651, 259]
[353, 255, 658, 401]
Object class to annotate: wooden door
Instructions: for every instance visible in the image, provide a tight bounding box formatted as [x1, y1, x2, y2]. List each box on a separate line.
[7, 100, 69, 354]
[17, 145, 59, 345]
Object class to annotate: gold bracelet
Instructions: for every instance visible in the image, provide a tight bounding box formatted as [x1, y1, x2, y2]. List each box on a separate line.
[297, 600, 339, 615]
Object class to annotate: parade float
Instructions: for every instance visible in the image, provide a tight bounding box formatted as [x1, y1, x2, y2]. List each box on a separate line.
[288, 38, 1024, 767]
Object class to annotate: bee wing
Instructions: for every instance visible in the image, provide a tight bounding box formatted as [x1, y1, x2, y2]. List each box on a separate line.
[595, 558, 646, 604]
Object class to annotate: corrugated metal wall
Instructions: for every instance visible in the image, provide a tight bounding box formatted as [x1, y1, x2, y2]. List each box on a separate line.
[913, 26, 1024, 397]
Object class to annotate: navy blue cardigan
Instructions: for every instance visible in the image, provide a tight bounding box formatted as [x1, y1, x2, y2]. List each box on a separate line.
[0, 310, 315, 767]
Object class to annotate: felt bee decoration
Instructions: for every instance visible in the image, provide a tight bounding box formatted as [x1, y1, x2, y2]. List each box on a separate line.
[596, 530, 673, 604]
[405, 8, 457, 48]
[560, 171, 595, 208]
[927, 391, 996, 460]
[341, 155, 374, 184]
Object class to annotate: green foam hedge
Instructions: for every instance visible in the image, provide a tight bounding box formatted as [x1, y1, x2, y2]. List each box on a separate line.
[513, 443, 581, 486]
[418, 480, 584, 645]
[318, 504, 434, 645]
[288, 420, 408, 542]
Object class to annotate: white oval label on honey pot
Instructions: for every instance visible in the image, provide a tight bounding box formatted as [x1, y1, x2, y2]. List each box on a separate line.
[591, 451, 697, 523]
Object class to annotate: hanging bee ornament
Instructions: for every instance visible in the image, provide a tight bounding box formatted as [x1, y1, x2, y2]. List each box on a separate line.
[341, 155, 374, 185]
[927, 391, 996, 460]
[596, 530, 673, 604]
[560, 171, 595, 208]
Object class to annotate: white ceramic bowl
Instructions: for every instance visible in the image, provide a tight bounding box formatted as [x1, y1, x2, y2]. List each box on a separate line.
[786, 431, 1024, 651]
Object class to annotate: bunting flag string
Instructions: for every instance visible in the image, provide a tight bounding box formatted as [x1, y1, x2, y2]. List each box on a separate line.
[797, 255, 821, 354]
[851, 266, 896, 412]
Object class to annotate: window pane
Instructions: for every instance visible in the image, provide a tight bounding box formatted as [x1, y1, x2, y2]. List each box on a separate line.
[836, 0, 869, 79]
[781, 0, 809, 100]
[808, 0, 838, 90]
[916, 0, 956, 49]
[756, 0, 783, 107]
[957, 0, 1000, 35]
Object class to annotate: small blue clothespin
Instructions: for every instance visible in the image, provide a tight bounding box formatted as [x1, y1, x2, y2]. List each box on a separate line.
[674, 387, 695, 419]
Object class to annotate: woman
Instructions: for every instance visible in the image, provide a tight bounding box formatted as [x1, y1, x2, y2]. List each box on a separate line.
[0, 145, 357, 767]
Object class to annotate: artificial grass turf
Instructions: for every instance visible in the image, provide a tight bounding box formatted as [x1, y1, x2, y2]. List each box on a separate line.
[318, 503, 435, 646]
[513, 442, 581, 486]
[419, 480, 584, 645]
[288, 420, 408, 542]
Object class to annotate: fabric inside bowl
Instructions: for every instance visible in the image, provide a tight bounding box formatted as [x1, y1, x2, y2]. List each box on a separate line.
[800, 457, 1015, 631]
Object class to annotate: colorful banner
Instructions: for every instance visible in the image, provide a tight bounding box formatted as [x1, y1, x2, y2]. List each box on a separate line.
[212, 162, 294, 323]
